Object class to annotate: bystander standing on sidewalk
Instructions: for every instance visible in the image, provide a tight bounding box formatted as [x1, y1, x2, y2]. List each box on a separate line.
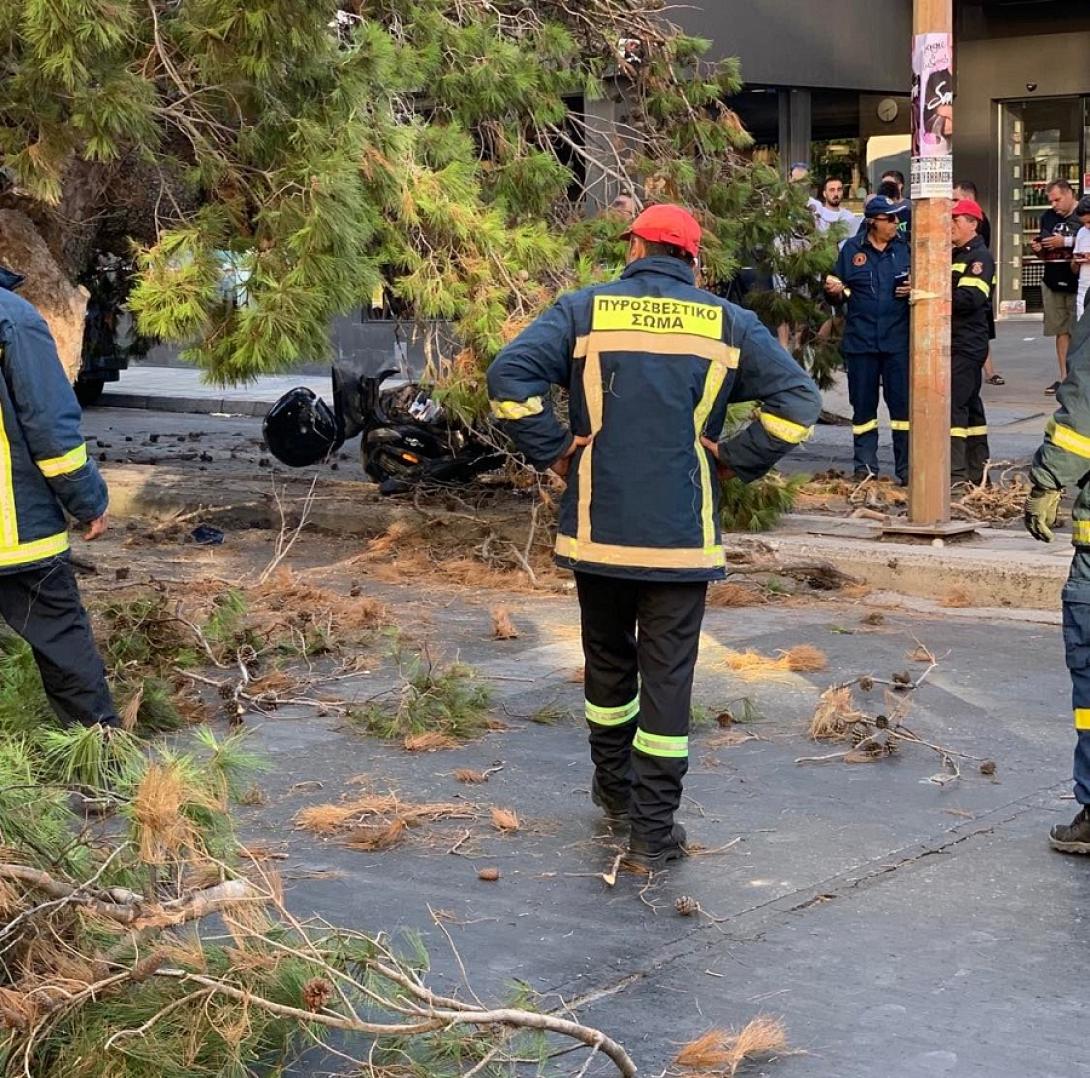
[1032, 180, 1081, 395]
[811, 177, 860, 248]
[1073, 195, 1090, 324]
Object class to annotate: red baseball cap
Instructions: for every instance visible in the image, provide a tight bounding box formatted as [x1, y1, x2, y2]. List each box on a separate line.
[952, 198, 984, 221]
[623, 203, 703, 258]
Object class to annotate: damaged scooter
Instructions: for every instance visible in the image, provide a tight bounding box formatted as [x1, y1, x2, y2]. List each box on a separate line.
[263, 361, 505, 495]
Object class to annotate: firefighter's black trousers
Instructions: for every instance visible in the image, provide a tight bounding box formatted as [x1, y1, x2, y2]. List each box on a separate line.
[951, 350, 989, 485]
[575, 572, 707, 848]
[0, 559, 118, 728]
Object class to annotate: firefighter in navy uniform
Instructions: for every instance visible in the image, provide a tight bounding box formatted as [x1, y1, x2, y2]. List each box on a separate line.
[949, 199, 995, 486]
[1024, 303, 1090, 853]
[0, 266, 118, 731]
[487, 205, 821, 868]
[825, 195, 912, 485]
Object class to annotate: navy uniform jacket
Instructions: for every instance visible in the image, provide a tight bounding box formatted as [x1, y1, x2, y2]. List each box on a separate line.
[0, 267, 108, 573]
[828, 232, 911, 356]
[951, 235, 995, 362]
[486, 257, 822, 583]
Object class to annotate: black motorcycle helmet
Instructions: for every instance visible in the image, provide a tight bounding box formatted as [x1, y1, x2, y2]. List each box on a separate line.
[263, 387, 344, 467]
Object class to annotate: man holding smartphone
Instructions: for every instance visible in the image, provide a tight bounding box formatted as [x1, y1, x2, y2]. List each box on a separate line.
[1032, 180, 1081, 394]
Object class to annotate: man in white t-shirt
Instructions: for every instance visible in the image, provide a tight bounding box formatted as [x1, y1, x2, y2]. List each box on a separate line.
[812, 177, 860, 247]
[1074, 195, 1090, 324]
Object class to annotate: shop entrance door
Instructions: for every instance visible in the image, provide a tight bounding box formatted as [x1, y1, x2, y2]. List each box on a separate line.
[997, 97, 1086, 316]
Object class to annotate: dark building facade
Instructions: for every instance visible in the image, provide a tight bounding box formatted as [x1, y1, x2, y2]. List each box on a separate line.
[673, 0, 915, 198]
[678, 0, 1090, 317]
[957, 2, 1090, 315]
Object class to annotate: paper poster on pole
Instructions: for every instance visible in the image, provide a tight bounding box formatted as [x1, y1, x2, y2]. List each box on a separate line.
[910, 32, 953, 198]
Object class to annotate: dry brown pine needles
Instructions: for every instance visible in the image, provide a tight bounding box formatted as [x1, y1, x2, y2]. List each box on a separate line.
[808, 685, 868, 741]
[940, 586, 973, 609]
[724, 645, 827, 680]
[490, 807, 520, 832]
[490, 607, 519, 640]
[402, 732, 461, 752]
[707, 583, 767, 608]
[294, 793, 470, 849]
[675, 1016, 788, 1076]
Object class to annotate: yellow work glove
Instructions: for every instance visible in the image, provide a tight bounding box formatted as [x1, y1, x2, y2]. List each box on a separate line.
[1024, 486, 1062, 543]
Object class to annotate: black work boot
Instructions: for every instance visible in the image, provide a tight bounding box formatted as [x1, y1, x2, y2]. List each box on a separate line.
[591, 774, 629, 821]
[624, 823, 688, 871]
[1049, 806, 1090, 854]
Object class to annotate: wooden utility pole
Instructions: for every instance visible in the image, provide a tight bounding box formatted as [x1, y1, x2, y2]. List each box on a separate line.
[907, 0, 953, 527]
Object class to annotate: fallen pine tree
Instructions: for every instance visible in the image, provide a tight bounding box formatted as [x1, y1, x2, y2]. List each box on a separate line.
[0, 723, 636, 1076]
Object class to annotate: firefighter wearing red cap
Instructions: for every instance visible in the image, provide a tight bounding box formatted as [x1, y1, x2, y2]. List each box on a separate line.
[950, 199, 996, 485]
[487, 204, 821, 868]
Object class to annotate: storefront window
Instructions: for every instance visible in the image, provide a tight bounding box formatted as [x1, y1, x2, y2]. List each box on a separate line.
[998, 98, 1086, 315]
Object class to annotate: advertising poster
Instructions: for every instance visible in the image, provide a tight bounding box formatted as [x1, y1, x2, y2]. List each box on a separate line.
[910, 32, 953, 198]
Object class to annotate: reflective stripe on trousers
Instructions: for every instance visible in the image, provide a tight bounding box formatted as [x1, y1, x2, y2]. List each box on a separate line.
[575, 572, 707, 847]
[1061, 551, 1090, 805]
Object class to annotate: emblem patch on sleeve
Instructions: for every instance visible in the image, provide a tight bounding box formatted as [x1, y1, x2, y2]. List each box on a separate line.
[971, 261, 984, 275]
[852, 253, 867, 267]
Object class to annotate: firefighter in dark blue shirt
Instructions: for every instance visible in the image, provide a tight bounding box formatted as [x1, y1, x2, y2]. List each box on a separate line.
[488, 205, 821, 869]
[825, 195, 912, 484]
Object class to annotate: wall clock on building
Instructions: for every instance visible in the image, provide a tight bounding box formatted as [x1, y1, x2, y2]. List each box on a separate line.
[877, 98, 899, 123]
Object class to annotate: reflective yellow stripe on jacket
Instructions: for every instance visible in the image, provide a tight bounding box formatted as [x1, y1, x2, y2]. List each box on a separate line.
[36, 443, 88, 478]
[759, 411, 812, 445]
[0, 532, 70, 567]
[0, 409, 70, 566]
[1046, 417, 1090, 459]
[957, 277, 991, 296]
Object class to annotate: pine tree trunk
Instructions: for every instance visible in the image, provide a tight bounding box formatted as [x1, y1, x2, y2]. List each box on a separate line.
[0, 209, 88, 382]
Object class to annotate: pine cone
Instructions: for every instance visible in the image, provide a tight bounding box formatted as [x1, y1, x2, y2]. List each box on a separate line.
[675, 895, 700, 917]
[302, 977, 334, 1013]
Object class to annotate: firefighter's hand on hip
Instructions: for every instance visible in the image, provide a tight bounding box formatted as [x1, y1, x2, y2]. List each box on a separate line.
[700, 436, 737, 482]
[550, 435, 592, 480]
[83, 513, 108, 542]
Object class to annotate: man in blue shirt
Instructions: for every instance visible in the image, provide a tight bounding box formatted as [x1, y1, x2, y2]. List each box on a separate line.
[826, 196, 912, 484]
